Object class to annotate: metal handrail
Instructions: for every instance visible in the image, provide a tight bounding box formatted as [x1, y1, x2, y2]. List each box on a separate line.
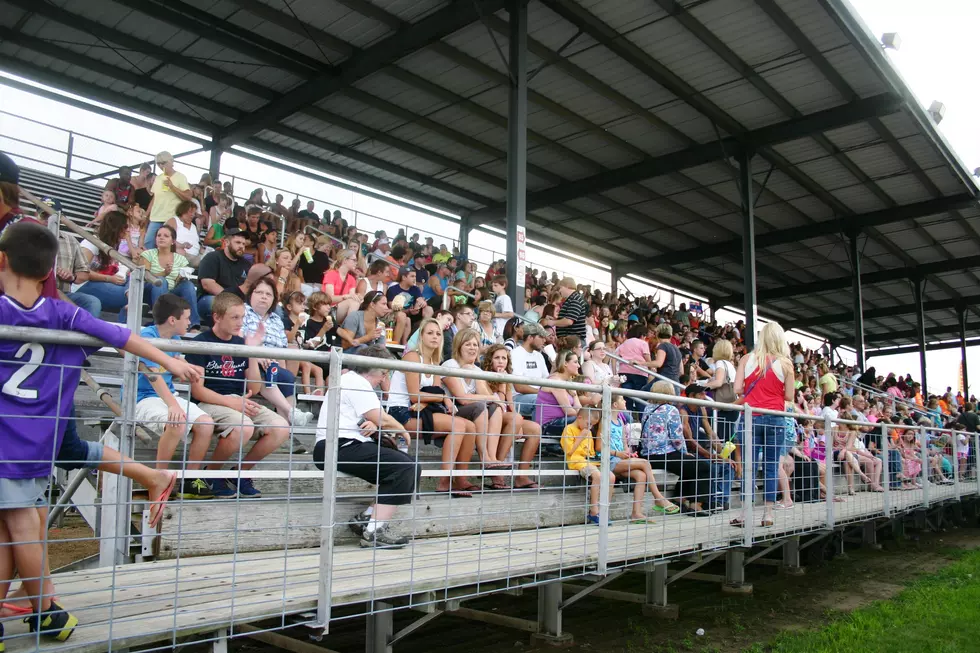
[605, 350, 685, 389]
[20, 187, 164, 287]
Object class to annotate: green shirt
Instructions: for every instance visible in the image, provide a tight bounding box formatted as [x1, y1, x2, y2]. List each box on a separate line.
[140, 248, 189, 290]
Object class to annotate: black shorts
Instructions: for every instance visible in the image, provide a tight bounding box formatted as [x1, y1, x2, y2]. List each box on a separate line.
[313, 438, 419, 506]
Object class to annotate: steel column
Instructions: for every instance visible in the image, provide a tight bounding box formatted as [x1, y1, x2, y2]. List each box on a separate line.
[505, 0, 528, 314]
[738, 149, 757, 350]
[64, 132, 74, 179]
[850, 234, 865, 370]
[610, 266, 620, 299]
[959, 305, 970, 397]
[913, 278, 928, 393]
[314, 349, 344, 632]
[208, 142, 222, 181]
[458, 215, 470, 261]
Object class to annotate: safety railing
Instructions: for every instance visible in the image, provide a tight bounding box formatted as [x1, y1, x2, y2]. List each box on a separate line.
[1, 321, 976, 653]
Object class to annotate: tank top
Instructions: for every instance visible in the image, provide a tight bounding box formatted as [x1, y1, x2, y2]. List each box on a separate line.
[173, 219, 200, 256]
[387, 369, 436, 408]
[134, 187, 152, 211]
[743, 353, 787, 411]
[534, 389, 565, 425]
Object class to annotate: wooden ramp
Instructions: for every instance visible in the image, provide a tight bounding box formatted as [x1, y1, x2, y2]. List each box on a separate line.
[3, 483, 971, 653]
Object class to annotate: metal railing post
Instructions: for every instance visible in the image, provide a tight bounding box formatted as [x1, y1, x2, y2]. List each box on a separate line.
[64, 131, 74, 178]
[920, 425, 930, 507]
[824, 414, 835, 529]
[975, 433, 980, 496]
[597, 384, 612, 574]
[279, 213, 287, 248]
[99, 266, 145, 567]
[315, 348, 343, 632]
[741, 405, 754, 547]
[953, 429, 961, 500]
[881, 422, 890, 517]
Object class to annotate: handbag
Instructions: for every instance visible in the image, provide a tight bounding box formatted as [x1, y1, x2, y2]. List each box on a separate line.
[713, 360, 737, 404]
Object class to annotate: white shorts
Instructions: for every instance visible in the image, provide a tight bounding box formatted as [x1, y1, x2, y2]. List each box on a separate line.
[135, 396, 210, 435]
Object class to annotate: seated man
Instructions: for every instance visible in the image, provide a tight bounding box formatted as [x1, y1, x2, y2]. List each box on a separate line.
[509, 322, 550, 417]
[184, 292, 290, 498]
[313, 344, 418, 548]
[197, 228, 251, 320]
[135, 294, 217, 499]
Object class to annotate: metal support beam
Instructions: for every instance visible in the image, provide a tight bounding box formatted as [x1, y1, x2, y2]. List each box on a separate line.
[786, 292, 980, 331]
[469, 93, 903, 221]
[209, 143, 222, 182]
[505, 0, 528, 315]
[781, 536, 805, 576]
[366, 602, 394, 653]
[739, 150, 757, 351]
[642, 562, 678, 619]
[722, 549, 753, 595]
[531, 581, 573, 646]
[850, 234, 865, 370]
[610, 267, 620, 299]
[913, 278, 928, 392]
[458, 215, 471, 261]
[870, 337, 980, 356]
[960, 306, 970, 397]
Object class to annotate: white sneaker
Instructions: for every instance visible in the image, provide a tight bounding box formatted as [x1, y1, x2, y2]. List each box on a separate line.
[291, 408, 310, 427]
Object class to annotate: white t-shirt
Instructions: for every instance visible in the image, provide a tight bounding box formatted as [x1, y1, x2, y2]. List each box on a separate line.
[316, 371, 379, 444]
[441, 358, 476, 395]
[820, 406, 839, 423]
[81, 241, 128, 279]
[493, 293, 513, 336]
[510, 345, 548, 382]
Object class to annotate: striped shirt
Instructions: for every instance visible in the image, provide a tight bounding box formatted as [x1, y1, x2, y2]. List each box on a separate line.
[556, 291, 588, 340]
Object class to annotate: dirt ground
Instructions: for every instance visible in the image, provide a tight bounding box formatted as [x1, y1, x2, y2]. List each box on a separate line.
[229, 523, 980, 653]
[47, 514, 100, 570]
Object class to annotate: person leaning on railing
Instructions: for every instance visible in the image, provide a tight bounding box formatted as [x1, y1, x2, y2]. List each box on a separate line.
[314, 344, 419, 549]
[131, 224, 201, 330]
[74, 209, 133, 322]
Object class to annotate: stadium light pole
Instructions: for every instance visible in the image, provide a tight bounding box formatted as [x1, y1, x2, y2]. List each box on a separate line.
[505, 0, 528, 313]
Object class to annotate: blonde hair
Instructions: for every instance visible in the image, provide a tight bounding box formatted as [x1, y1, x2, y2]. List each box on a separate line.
[451, 328, 480, 362]
[655, 323, 672, 339]
[559, 276, 576, 289]
[650, 381, 676, 396]
[477, 300, 495, 318]
[554, 350, 580, 377]
[712, 339, 734, 362]
[414, 317, 444, 365]
[756, 321, 791, 361]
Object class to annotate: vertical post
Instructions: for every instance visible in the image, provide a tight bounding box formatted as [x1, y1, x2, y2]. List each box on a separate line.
[850, 233, 865, 372]
[505, 0, 528, 315]
[100, 266, 145, 566]
[365, 602, 393, 653]
[610, 266, 620, 300]
[959, 305, 969, 398]
[458, 214, 470, 261]
[975, 433, 980, 497]
[279, 213, 287, 248]
[64, 132, 74, 179]
[722, 549, 752, 594]
[881, 422, 891, 517]
[824, 414, 835, 528]
[597, 384, 612, 573]
[315, 349, 343, 632]
[738, 149, 757, 350]
[642, 562, 678, 618]
[531, 581, 572, 645]
[913, 277, 928, 393]
[781, 536, 805, 575]
[741, 405, 754, 547]
[920, 424, 930, 507]
[953, 428, 961, 500]
[208, 142, 222, 181]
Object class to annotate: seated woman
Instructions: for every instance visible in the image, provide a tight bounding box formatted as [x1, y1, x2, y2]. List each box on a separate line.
[535, 350, 583, 438]
[241, 276, 315, 429]
[604, 394, 679, 520]
[134, 224, 201, 330]
[204, 193, 232, 247]
[475, 301, 499, 351]
[321, 249, 360, 325]
[442, 329, 507, 480]
[482, 344, 542, 489]
[388, 318, 479, 496]
[273, 247, 302, 300]
[338, 291, 389, 354]
[313, 344, 419, 548]
[582, 340, 614, 385]
[638, 381, 712, 516]
[75, 209, 133, 321]
[840, 411, 884, 492]
[165, 200, 202, 268]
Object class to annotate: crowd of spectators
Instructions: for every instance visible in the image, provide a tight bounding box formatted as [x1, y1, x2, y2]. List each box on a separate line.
[32, 150, 980, 538]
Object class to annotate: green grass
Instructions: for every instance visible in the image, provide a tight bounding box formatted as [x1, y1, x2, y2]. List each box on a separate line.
[747, 548, 980, 652]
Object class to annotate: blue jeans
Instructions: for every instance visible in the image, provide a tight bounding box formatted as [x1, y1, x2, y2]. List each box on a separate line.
[751, 413, 785, 504]
[514, 393, 538, 418]
[711, 459, 734, 507]
[66, 291, 101, 317]
[120, 279, 202, 326]
[144, 221, 165, 250]
[74, 280, 129, 322]
[883, 449, 903, 489]
[621, 373, 651, 412]
[264, 364, 296, 398]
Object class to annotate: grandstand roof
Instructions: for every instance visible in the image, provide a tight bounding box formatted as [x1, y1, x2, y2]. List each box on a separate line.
[1, 0, 977, 348]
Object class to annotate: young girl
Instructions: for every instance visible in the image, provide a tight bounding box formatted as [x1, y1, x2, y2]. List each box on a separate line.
[898, 429, 923, 489]
[605, 395, 679, 521]
[481, 344, 541, 489]
[282, 291, 324, 395]
[257, 228, 277, 266]
[124, 203, 147, 259]
[303, 292, 342, 352]
[87, 189, 118, 227]
[204, 194, 232, 247]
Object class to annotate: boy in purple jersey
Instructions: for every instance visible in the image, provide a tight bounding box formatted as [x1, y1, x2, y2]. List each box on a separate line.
[0, 222, 202, 645]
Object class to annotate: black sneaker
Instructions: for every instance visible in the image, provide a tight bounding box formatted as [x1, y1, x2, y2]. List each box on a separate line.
[176, 478, 214, 500]
[348, 510, 370, 537]
[359, 524, 409, 549]
[25, 601, 78, 642]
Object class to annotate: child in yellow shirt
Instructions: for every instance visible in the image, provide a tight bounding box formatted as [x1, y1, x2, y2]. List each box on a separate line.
[561, 410, 615, 525]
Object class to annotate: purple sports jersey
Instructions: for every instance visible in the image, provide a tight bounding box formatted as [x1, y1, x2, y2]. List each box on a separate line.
[0, 296, 130, 479]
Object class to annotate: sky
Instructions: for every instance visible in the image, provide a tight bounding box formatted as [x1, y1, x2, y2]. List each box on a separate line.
[0, 0, 977, 394]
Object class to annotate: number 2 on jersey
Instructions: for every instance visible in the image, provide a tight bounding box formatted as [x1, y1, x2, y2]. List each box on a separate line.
[3, 342, 45, 399]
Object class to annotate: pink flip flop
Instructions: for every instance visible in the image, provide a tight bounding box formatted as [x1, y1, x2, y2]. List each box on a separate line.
[148, 471, 177, 529]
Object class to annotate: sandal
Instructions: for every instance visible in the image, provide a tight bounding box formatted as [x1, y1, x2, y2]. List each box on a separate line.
[630, 517, 655, 524]
[148, 471, 177, 529]
[652, 502, 680, 515]
[761, 517, 775, 528]
[487, 483, 510, 491]
[774, 502, 794, 510]
[1, 601, 31, 616]
[730, 517, 745, 528]
[514, 482, 540, 489]
[438, 487, 473, 498]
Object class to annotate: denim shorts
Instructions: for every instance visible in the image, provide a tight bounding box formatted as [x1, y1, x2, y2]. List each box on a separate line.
[0, 477, 51, 509]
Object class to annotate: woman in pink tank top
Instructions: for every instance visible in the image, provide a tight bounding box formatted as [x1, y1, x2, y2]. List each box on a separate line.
[733, 322, 795, 528]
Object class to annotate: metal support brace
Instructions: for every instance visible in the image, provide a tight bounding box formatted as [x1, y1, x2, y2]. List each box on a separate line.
[366, 602, 394, 653]
[560, 571, 623, 610]
[862, 521, 880, 550]
[722, 549, 753, 595]
[781, 537, 805, 575]
[642, 562, 678, 619]
[314, 349, 343, 632]
[530, 581, 573, 647]
[212, 629, 228, 653]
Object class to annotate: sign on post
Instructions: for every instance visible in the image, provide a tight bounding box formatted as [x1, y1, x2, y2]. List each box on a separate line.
[516, 225, 526, 287]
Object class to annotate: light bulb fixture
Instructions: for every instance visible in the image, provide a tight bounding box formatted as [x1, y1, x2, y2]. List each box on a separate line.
[881, 32, 902, 50]
[928, 101, 946, 125]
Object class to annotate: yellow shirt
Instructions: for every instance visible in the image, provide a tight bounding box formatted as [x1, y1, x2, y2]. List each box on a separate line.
[148, 171, 190, 224]
[432, 250, 451, 263]
[819, 373, 838, 393]
[561, 423, 595, 471]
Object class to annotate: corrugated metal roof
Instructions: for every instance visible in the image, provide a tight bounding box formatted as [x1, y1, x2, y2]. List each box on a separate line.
[1, 0, 977, 346]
